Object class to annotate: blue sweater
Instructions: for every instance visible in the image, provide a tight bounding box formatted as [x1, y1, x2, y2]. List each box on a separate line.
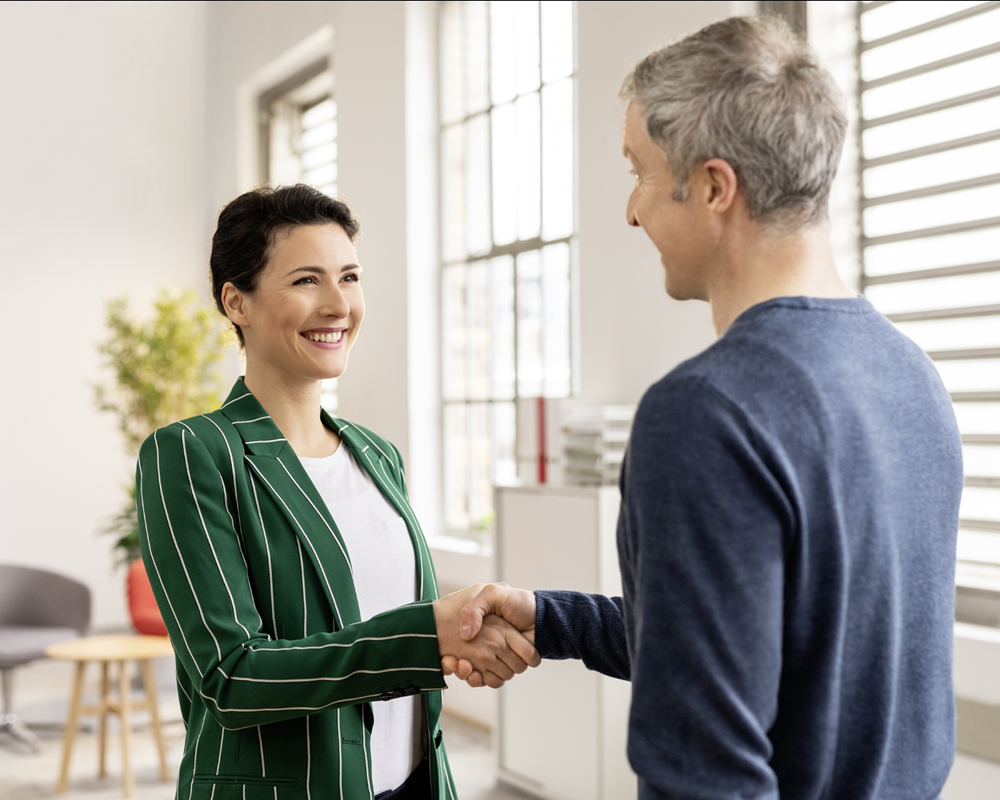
[535, 297, 962, 800]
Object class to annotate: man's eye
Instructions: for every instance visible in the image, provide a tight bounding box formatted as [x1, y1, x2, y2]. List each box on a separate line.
[295, 276, 317, 285]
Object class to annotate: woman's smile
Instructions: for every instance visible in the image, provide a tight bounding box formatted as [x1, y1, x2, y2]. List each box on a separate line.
[230, 222, 366, 386]
[302, 327, 347, 347]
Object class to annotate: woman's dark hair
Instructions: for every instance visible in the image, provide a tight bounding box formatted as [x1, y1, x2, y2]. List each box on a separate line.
[210, 184, 360, 345]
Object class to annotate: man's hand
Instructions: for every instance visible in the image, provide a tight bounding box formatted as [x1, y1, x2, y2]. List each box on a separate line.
[433, 584, 540, 689]
[439, 583, 538, 687]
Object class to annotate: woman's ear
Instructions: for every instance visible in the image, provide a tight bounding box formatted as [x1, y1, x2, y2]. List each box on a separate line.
[220, 282, 250, 328]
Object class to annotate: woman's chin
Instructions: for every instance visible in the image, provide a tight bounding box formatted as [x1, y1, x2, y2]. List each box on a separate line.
[316, 360, 348, 381]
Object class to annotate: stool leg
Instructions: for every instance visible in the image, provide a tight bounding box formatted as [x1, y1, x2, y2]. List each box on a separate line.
[118, 660, 134, 798]
[56, 661, 86, 794]
[139, 658, 170, 782]
[98, 660, 109, 778]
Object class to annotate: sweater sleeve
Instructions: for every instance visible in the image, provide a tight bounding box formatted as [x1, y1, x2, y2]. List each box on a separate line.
[136, 424, 445, 731]
[534, 590, 630, 679]
[622, 376, 790, 800]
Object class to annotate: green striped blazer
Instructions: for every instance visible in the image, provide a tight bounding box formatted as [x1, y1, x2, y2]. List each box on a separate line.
[136, 378, 456, 800]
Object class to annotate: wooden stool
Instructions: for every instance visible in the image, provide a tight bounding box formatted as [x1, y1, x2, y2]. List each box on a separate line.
[45, 634, 174, 797]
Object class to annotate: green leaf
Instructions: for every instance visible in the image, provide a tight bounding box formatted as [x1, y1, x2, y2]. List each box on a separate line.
[93, 289, 230, 566]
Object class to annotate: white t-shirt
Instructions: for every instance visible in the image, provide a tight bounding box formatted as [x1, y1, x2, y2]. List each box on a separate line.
[298, 444, 423, 794]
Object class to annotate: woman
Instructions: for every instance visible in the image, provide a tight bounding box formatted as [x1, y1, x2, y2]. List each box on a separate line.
[136, 185, 536, 800]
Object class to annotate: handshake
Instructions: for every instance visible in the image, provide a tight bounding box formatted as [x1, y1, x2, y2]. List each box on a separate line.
[432, 583, 539, 689]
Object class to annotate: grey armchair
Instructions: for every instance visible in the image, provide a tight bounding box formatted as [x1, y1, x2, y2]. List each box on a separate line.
[0, 565, 91, 749]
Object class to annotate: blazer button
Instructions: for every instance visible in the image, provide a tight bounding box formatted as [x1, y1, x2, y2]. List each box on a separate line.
[405, 686, 420, 696]
[379, 692, 392, 702]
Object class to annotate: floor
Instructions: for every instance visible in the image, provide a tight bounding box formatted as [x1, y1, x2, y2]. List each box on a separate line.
[0, 657, 530, 800]
[6, 655, 1000, 800]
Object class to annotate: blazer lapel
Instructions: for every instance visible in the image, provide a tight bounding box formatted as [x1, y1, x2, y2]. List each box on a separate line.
[220, 380, 362, 628]
[330, 416, 439, 603]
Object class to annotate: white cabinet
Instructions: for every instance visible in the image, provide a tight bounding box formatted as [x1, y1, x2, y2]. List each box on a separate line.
[495, 485, 637, 800]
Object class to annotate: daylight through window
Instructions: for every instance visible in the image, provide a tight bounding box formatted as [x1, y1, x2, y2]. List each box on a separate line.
[439, 0, 576, 533]
[260, 62, 340, 412]
[857, 1, 1000, 582]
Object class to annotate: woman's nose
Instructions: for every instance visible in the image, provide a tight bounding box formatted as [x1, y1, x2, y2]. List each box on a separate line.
[323, 283, 351, 317]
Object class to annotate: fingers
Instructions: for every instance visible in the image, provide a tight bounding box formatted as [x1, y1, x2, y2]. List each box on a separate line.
[459, 584, 508, 641]
[505, 626, 541, 669]
[478, 627, 517, 681]
[455, 658, 475, 680]
[461, 584, 538, 643]
[459, 616, 538, 682]
[441, 656, 482, 687]
[482, 670, 507, 689]
[435, 595, 518, 682]
[482, 614, 541, 675]
[464, 667, 484, 687]
[436, 583, 541, 687]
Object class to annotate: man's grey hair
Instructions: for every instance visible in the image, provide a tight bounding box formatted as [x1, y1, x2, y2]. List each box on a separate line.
[620, 16, 847, 229]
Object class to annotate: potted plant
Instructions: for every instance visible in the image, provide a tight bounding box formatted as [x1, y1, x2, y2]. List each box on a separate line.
[95, 290, 227, 635]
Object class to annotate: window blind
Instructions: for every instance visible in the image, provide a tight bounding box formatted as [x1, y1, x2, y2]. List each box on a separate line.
[259, 62, 340, 412]
[857, 1, 1000, 590]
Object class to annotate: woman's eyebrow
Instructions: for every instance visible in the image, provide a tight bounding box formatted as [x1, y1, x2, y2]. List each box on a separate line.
[285, 264, 362, 277]
[287, 266, 326, 277]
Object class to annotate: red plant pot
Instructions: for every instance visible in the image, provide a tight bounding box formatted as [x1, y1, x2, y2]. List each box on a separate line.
[127, 559, 169, 637]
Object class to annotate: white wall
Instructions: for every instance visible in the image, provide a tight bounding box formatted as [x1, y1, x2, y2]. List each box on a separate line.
[205, 1, 338, 214]
[0, 0, 208, 631]
[575, 1, 725, 407]
[206, 0, 417, 482]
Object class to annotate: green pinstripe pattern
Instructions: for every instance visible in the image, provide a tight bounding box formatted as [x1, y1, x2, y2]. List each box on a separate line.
[136, 379, 457, 800]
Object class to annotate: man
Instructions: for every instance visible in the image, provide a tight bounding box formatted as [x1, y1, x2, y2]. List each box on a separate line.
[445, 15, 962, 800]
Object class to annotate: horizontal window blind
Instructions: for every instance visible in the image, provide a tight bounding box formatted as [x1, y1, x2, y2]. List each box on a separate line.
[857, 1, 1000, 586]
[260, 62, 340, 412]
[262, 64, 338, 198]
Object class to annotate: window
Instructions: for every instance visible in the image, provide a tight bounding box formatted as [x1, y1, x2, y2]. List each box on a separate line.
[438, 1, 576, 534]
[856, 1, 1000, 585]
[259, 60, 340, 411]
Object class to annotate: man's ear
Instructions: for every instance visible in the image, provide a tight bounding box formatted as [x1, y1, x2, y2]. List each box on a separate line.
[700, 158, 739, 215]
[220, 282, 250, 328]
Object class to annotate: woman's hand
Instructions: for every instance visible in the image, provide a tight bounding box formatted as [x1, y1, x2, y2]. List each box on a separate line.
[433, 584, 540, 688]
[437, 582, 539, 688]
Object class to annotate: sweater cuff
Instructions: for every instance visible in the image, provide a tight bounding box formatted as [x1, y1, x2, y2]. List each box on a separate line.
[534, 590, 564, 660]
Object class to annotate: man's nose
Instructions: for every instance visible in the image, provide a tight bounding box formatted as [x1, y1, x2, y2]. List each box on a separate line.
[626, 189, 641, 227]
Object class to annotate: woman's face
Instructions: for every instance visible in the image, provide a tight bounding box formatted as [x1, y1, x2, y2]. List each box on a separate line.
[228, 222, 365, 384]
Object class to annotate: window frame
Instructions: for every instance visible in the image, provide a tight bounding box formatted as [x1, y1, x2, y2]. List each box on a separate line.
[437, 0, 578, 537]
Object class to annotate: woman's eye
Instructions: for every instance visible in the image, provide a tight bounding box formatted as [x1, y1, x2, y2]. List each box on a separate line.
[342, 273, 359, 283]
[294, 276, 317, 285]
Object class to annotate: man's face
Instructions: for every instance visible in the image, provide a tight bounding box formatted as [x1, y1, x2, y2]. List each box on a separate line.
[622, 101, 711, 301]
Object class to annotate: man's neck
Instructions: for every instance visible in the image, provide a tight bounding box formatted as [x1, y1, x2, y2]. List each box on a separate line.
[706, 220, 856, 336]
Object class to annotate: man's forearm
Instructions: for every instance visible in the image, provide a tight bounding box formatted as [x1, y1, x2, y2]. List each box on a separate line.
[534, 590, 630, 680]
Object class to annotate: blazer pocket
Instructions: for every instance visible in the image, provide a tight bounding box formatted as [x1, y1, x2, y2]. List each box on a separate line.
[192, 774, 298, 800]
